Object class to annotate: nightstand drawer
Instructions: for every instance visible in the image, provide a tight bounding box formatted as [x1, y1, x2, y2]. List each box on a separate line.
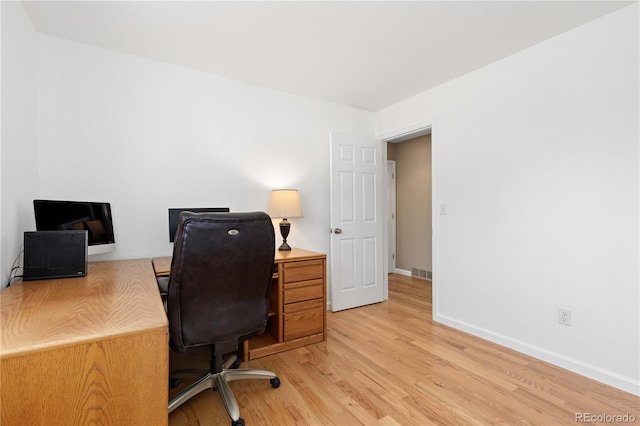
[283, 303, 324, 341]
[283, 279, 323, 304]
[283, 298, 323, 314]
[282, 260, 324, 283]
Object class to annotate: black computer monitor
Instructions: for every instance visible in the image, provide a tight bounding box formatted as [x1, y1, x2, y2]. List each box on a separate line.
[33, 199, 116, 255]
[168, 207, 230, 242]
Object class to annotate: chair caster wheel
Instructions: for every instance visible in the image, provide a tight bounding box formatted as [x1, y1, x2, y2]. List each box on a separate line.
[270, 377, 280, 388]
[232, 418, 245, 426]
[230, 359, 241, 369]
[169, 378, 181, 389]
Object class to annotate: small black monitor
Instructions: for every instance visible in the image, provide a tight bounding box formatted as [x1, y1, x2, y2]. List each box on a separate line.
[168, 207, 230, 242]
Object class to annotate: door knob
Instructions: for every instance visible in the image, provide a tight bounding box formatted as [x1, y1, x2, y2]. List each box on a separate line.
[333, 228, 342, 234]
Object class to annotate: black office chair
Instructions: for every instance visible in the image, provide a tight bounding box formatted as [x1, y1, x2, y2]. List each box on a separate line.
[167, 211, 280, 426]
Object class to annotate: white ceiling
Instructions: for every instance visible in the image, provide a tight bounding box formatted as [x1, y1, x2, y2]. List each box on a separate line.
[21, 1, 633, 111]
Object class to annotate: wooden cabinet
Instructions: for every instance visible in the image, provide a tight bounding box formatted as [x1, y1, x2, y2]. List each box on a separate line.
[244, 249, 327, 360]
[282, 259, 325, 341]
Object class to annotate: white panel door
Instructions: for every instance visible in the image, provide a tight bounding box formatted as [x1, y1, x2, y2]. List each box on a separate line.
[387, 160, 397, 273]
[330, 133, 385, 312]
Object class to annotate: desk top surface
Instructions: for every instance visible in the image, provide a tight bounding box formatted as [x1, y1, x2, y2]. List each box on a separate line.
[1, 258, 168, 357]
[152, 247, 325, 276]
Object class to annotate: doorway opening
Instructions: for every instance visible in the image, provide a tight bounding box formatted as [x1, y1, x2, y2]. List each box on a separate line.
[385, 128, 432, 284]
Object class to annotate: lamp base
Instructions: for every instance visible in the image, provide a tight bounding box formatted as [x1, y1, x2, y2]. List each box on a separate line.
[278, 241, 292, 251]
[278, 219, 292, 251]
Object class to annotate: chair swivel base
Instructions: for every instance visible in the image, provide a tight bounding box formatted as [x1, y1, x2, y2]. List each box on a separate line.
[168, 355, 280, 425]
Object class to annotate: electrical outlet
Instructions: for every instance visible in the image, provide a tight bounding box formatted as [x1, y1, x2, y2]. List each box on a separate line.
[558, 308, 571, 326]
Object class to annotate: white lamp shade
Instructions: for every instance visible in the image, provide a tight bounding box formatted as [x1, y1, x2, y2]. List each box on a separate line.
[268, 189, 303, 219]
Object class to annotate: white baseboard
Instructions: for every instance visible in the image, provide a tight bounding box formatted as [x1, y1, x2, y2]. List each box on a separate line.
[434, 313, 640, 396]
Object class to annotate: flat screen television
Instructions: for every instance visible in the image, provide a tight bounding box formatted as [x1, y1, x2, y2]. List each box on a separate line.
[168, 207, 229, 242]
[34, 199, 116, 255]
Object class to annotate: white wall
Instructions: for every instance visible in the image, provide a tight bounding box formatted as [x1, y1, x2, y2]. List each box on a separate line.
[36, 34, 375, 269]
[379, 4, 639, 395]
[1, 2, 40, 287]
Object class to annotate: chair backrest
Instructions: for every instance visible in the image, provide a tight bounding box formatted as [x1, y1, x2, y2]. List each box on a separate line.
[167, 211, 275, 354]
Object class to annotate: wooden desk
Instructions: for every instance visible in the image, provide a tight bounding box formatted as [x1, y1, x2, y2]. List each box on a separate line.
[152, 256, 171, 276]
[1, 259, 169, 425]
[153, 248, 327, 360]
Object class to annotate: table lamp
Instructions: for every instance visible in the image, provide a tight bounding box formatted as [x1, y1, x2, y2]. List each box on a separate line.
[268, 189, 303, 251]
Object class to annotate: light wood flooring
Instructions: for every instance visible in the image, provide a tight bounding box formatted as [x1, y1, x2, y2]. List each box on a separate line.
[169, 274, 639, 425]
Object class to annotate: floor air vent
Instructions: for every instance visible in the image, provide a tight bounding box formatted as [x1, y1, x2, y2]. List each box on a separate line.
[411, 268, 430, 279]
